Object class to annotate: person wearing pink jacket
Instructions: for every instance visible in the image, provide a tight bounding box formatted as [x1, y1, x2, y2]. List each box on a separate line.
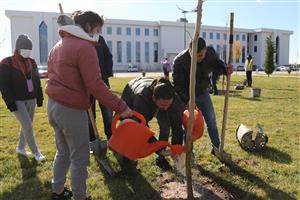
[46, 12, 132, 200]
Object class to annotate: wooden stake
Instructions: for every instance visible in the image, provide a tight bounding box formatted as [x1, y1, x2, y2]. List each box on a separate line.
[220, 13, 234, 153]
[59, 3, 64, 14]
[186, 1, 204, 199]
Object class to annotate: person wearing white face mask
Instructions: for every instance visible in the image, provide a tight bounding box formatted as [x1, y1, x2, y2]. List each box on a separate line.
[47, 11, 132, 200]
[0, 34, 45, 162]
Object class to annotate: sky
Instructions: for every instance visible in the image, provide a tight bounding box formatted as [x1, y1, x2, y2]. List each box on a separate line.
[0, 0, 299, 63]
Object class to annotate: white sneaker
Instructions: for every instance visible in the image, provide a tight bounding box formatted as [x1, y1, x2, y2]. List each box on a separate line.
[34, 152, 45, 162]
[16, 148, 28, 156]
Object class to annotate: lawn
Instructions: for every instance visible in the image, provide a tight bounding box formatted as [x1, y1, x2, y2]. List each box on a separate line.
[0, 75, 299, 200]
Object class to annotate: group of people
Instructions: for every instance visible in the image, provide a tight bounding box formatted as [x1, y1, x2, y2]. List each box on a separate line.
[0, 10, 234, 200]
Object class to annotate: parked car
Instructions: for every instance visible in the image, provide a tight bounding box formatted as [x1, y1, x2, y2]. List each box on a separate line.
[235, 65, 245, 71]
[276, 66, 290, 71]
[127, 65, 139, 72]
[38, 66, 48, 78]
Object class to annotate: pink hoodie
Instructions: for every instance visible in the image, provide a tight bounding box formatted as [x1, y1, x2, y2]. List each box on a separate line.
[46, 27, 127, 113]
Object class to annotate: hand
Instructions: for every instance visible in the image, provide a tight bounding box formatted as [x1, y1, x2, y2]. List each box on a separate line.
[120, 107, 133, 118]
[226, 63, 234, 75]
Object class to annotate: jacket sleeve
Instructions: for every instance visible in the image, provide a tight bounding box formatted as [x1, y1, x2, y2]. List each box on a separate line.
[77, 44, 127, 114]
[0, 60, 17, 112]
[172, 59, 189, 104]
[31, 60, 44, 107]
[208, 47, 227, 75]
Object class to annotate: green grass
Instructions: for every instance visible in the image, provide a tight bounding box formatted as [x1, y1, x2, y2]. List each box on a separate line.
[0, 75, 299, 200]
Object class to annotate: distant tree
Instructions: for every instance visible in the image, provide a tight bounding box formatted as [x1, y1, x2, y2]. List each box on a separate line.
[264, 35, 275, 76]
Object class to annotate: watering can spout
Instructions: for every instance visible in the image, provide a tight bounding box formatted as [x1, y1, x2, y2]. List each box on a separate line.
[140, 141, 170, 158]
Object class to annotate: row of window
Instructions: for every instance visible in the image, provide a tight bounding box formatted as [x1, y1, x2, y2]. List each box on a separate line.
[106, 27, 159, 36]
[107, 41, 159, 63]
[202, 32, 247, 41]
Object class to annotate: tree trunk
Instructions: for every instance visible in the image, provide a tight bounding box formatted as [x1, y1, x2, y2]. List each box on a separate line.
[186, 0, 204, 199]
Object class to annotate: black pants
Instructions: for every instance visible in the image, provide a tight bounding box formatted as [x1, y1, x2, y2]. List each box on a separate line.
[246, 71, 252, 87]
[88, 79, 113, 141]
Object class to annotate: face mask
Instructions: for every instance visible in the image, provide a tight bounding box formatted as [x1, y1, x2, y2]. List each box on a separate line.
[91, 33, 100, 42]
[19, 49, 31, 58]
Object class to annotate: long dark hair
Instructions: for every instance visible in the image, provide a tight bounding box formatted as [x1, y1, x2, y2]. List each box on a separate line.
[71, 10, 103, 33]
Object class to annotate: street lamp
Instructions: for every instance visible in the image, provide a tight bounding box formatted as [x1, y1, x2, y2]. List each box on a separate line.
[177, 5, 197, 49]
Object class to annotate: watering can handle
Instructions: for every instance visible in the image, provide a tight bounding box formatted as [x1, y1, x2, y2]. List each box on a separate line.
[111, 111, 146, 134]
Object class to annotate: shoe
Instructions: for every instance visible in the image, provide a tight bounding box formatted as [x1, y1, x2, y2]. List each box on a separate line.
[85, 196, 92, 200]
[155, 156, 172, 171]
[16, 148, 28, 156]
[51, 187, 73, 200]
[34, 151, 45, 162]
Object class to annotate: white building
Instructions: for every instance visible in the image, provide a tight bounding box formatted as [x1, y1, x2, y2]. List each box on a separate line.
[5, 10, 293, 71]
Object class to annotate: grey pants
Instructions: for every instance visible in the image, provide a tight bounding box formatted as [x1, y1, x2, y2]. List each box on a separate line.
[13, 99, 39, 154]
[47, 98, 89, 200]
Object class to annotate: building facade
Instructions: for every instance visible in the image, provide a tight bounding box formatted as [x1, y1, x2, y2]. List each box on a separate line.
[5, 10, 293, 71]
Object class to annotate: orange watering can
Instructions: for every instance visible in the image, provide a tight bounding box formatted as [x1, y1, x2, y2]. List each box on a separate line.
[182, 109, 204, 142]
[109, 111, 174, 160]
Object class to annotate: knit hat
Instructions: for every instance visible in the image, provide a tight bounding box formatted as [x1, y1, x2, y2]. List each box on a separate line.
[15, 34, 32, 50]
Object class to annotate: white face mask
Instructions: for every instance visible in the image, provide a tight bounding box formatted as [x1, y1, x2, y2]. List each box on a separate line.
[92, 33, 100, 42]
[19, 49, 31, 58]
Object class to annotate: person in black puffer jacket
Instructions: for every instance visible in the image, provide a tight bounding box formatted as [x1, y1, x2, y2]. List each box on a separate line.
[0, 34, 45, 162]
[172, 37, 233, 156]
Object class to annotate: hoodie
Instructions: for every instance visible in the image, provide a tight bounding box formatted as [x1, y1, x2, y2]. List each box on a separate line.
[46, 25, 127, 113]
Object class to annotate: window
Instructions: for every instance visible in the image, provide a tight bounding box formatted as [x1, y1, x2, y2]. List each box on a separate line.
[202, 32, 206, 39]
[117, 41, 122, 62]
[153, 42, 158, 63]
[136, 28, 140, 36]
[209, 32, 213, 39]
[145, 28, 149, 36]
[154, 29, 158, 36]
[126, 27, 131, 35]
[117, 27, 122, 35]
[107, 41, 112, 53]
[216, 45, 221, 57]
[126, 41, 131, 63]
[223, 45, 227, 61]
[242, 46, 246, 63]
[254, 46, 257, 52]
[145, 42, 150, 63]
[136, 41, 141, 63]
[107, 27, 112, 35]
[242, 34, 246, 41]
[39, 21, 48, 64]
[223, 33, 227, 40]
[236, 34, 240, 41]
[254, 35, 257, 41]
[216, 33, 220, 40]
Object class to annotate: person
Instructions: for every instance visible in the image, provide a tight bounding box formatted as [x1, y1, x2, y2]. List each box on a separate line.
[172, 38, 233, 156]
[162, 58, 172, 79]
[121, 77, 186, 171]
[0, 34, 45, 162]
[71, 10, 113, 148]
[244, 55, 254, 87]
[46, 11, 132, 200]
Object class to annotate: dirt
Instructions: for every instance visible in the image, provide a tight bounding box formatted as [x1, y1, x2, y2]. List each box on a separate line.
[159, 173, 234, 200]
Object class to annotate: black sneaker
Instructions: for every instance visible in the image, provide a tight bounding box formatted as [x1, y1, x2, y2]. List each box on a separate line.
[51, 187, 73, 200]
[156, 156, 172, 171]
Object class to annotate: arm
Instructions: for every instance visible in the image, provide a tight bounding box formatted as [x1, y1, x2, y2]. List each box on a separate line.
[172, 59, 189, 104]
[0, 59, 17, 112]
[31, 60, 44, 107]
[78, 44, 127, 114]
[99, 36, 113, 77]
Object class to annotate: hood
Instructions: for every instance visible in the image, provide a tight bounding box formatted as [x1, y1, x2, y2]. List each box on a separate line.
[59, 25, 98, 43]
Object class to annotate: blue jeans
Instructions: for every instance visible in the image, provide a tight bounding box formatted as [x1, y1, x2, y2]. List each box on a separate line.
[195, 91, 220, 148]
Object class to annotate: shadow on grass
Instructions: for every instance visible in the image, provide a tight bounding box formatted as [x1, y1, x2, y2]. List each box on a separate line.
[96, 157, 160, 200]
[195, 162, 296, 200]
[249, 146, 292, 164]
[0, 155, 50, 200]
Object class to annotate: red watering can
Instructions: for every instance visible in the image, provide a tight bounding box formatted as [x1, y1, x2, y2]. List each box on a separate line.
[109, 111, 173, 160]
[182, 109, 204, 142]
